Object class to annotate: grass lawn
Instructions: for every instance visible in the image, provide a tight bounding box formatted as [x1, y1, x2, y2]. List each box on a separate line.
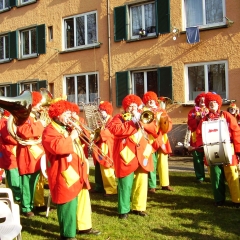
[19, 169, 240, 240]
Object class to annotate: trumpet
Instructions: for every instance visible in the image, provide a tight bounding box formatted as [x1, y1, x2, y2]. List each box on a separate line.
[66, 118, 114, 167]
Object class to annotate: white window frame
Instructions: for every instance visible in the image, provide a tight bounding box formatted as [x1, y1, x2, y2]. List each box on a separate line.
[184, 60, 228, 103]
[18, 0, 35, 5]
[0, 34, 9, 62]
[0, 85, 10, 97]
[182, 0, 226, 30]
[63, 72, 99, 105]
[0, 0, 9, 11]
[63, 11, 98, 50]
[20, 81, 38, 92]
[20, 28, 37, 59]
[129, 1, 156, 40]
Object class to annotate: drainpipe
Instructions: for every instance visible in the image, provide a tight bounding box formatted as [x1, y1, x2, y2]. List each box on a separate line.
[107, 0, 112, 102]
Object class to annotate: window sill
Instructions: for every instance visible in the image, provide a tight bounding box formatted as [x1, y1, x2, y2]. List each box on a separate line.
[180, 24, 228, 34]
[126, 35, 158, 43]
[0, 59, 12, 64]
[0, 7, 11, 13]
[17, 55, 38, 61]
[60, 44, 101, 54]
[16, 0, 37, 8]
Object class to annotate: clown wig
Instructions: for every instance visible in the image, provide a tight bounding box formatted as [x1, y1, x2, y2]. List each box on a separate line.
[205, 92, 222, 109]
[48, 100, 71, 119]
[32, 91, 42, 107]
[99, 101, 113, 115]
[122, 94, 142, 110]
[70, 102, 80, 114]
[194, 93, 206, 106]
[142, 91, 158, 105]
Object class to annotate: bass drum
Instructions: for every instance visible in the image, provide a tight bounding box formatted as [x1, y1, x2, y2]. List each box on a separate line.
[202, 118, 233, 166]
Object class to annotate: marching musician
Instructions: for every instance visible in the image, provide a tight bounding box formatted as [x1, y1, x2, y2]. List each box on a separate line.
[196, 92, 240, 207]
[16, 91, 46, 217]
[227, 102, 240, 126]
[42, 100, 100, 239]
[187, 93, 209, 183]
[142, 91, 173, 192]
[91, 101, 117, 196]
[107, 94, 154, 219]
[0, 110, 21, 202]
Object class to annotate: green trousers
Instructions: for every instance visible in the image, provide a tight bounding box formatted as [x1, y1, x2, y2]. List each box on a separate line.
[148, 152, 158, 189]
[192, 151, 205, 181]
[57, 197, 77, 238]
[21, 171, 40, 213]
[5, 168, 21, 202]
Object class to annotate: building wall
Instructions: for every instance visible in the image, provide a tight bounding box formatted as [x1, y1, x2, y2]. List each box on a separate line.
[0, 0, 239, 124]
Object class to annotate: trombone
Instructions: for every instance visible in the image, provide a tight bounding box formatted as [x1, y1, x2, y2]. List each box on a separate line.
[67, 118, 114, 167]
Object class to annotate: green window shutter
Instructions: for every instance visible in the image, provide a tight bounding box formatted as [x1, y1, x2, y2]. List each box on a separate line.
[116, 71, 130, 107]
[37, 24, 46, 55]
[157, 66, 172, 99]
[114, 6, 127, 42]
[37, 80, 47, 90]
[9, 0, 16, 7]
[10, 83, 19, 97]
[9, 31, 18, 59]
[156, 0, 170, 34]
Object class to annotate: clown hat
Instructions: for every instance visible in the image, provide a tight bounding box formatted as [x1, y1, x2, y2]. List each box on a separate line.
[48, 100, 70, 119]
[99, 101, 113, 115]
[195, 93, 206, 106]
[205, 92, 222, 109]
[142, 91, 158, 105]
[122, 94, 142, 110]
[32, 91, 42, 107]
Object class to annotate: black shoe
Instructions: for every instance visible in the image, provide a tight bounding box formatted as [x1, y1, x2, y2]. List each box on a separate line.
[24, 211, 34, 218]
[78, 228, 101, 235]
[118, 213, 128, 219]
[194, 180, 204, 184]
[34, 206, 47, 212]
[214, 201, 225, 207]
[132, 210, 148, 217]
[161, 186, 174, 191]
[232, 203, 240, 208]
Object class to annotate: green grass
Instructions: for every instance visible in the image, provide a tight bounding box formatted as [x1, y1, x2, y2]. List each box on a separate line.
[19, 169, 240, 240]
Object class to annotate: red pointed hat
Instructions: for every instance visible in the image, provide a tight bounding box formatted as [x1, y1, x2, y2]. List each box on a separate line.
[194, 93, 206, 106]
[48, 100, 71, 119]
[99, 101, 113, 115]
[122, 94, 142, 110]
[32, 91, 42, 107]
[229, 102, 237, 109]
[142, 91, 158, 105]
[205, 92, 222, 109]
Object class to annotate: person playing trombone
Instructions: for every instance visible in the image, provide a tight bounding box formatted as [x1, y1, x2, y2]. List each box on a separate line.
[142, 91, 173, 193]
[107, 94, 154, 219]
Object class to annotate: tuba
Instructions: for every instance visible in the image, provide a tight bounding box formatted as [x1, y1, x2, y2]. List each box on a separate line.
[140, 110, 154, 124]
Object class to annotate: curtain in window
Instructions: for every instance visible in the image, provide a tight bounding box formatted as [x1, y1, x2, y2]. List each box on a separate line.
[206, 0, 223, 24]
[145, 3, 156, 33]
[131, 6, 142, 36]
[133, 72, 144, 98]
[88, 74, 98, 102]
[185, 0, 203, 27]
[87, 14, 97, 45]
[77, 76, 86, 103]
[76, 16, 85, 46]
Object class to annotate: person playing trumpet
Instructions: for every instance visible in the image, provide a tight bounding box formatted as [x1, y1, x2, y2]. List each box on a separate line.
[142, 91, 173, 193]
[42, 100, 100, 239]
[107, 94, 154, 219]
[90, 101, 117, 196]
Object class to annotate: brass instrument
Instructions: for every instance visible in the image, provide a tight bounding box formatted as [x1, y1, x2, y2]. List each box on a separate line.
[140, 110, 154, 124]
[66, 118, 114, 167]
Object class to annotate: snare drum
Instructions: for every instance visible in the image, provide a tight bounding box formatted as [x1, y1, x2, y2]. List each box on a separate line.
[202, 118, 232, 166]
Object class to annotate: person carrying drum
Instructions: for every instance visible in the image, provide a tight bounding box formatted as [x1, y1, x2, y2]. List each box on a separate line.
[196, 92, 240, 207]
[142, 91, 173, 192]
[187, 93, 209, 183]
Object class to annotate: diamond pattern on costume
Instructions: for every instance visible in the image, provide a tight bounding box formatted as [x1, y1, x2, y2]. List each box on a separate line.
[143, 143, 152, 158]
[130, 130, 143, 144]
[120, 146, 135, 164]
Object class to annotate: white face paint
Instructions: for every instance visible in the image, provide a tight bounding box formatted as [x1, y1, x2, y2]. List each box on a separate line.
[199, 97, 205, 107]
[146, 100, 157, 109]
[228, 108, 236, 115]
[209, 101, 219, 113]
[58, 110, 72, 125]
[126, 103, 138, 114]
[100, 110, 108, 119]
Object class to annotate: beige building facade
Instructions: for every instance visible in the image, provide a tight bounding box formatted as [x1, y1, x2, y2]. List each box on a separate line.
[0, 0, 239, 127]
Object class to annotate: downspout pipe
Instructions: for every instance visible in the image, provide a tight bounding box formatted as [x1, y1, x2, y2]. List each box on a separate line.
[107, 0, 112, 103]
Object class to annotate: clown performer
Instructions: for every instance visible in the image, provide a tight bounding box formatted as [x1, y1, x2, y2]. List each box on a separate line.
[196, 92, 240, 207]
[42, 100, 100, 240]
[142, 91, 173, 192]
[187, 93, 209, 183]
[227, 102, 240, 126]
[107, 94, 154, 219]
[0, 110, 21, 202]
[90, 101, 117, 196]
[16, 91, 46, 217]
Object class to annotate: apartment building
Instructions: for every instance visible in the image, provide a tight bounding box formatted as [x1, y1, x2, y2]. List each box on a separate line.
[0, 0, 239, 130]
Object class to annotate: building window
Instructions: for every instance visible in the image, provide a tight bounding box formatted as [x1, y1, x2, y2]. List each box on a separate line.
[48, 26, 53, 42]
[19, 0, 34, 4]
[0, 35, 9, 61]
[131, 70, 158, 99]
[0, 0, 9, 11]
[184, 0, 225, 28]
[64, 11, 97, 50]
[0, 85, 10, 96]
[20, 82, 38, 92]
[20, 28, 37, 58]
[64, 73, 98, 104]
[130, 2, 156, 39]
[185, 61, 227, 101]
